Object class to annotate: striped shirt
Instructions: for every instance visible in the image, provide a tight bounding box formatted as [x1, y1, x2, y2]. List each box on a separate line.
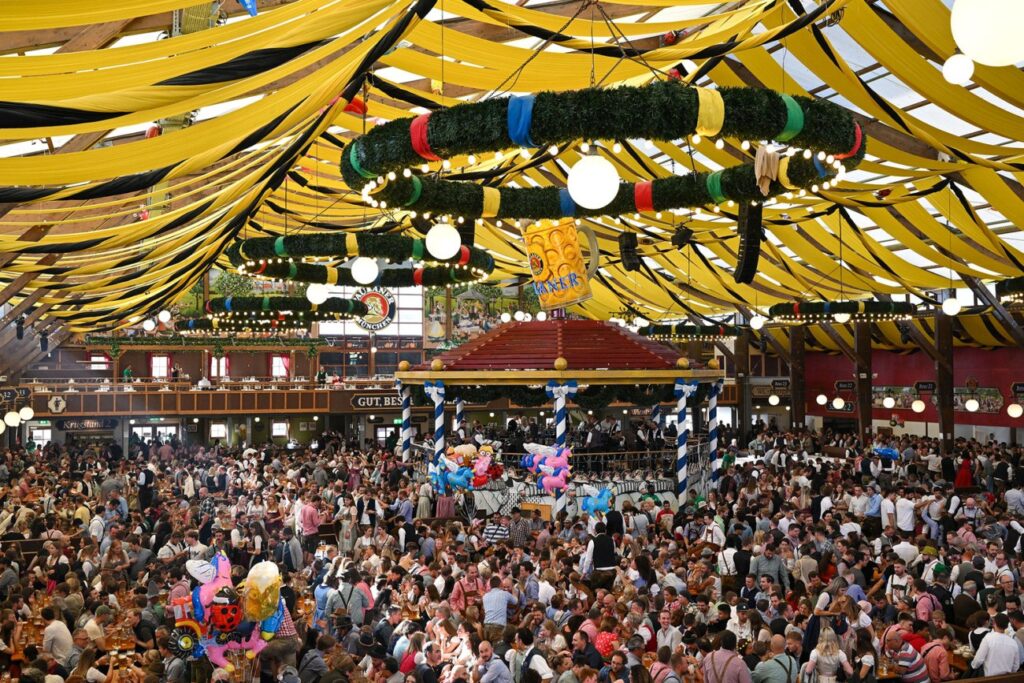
[889, 643, 929, 683]
[483, 523, 510, 543]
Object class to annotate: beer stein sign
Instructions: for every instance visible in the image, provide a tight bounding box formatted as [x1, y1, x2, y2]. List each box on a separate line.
[522, 219, 599, 311]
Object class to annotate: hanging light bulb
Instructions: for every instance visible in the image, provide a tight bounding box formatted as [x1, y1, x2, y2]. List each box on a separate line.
[768, 395, 780, 406]
[942, 297, 962, 316]
[157, 310, 172, 324]
[306, 283, 330, 305]
[500, 313, 511, 323]
[567, 155, 619, 210]
[816, 394, 828, 406]
[18, 406, 33, 421]
[425, 223, 462, 260]
[882, 396, 896, 409]
[513, 311, 525, 321]
[749, 315, 766, 331]
[950, 0, 1024, 67]
[942, 53, 974, 85]
[351, 257, 379, 285]
[3, 412, 19, 428]
[142, 319, 156, 332]
[912, 399, 926, 413]
[535, 311, 547, 322]
[523, 313, 533, 322]
[1008, 403, 1023, 419]
[832, 397, 846, 410]
[833, 312, 851, 324]
[964, 398, 980, 412]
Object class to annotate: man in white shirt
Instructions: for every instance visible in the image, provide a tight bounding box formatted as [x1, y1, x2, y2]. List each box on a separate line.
[971, 613, 1022, 676]
[880, 492, 897, 531]
[892, 533, 920, 565]
[88, 507, 106, 544]
[656, 610, 683, 652]
[848, 486, 869, 519]
[726, 608, 754, 642]
[894, 490, 917, 534]
[42, 606, 73, 668]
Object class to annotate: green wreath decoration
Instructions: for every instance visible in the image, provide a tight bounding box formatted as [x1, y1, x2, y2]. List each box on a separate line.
[340, 80, 866, 220]
[227, 233, 494, 284]
[640, 323, 741, 342]
[767, 300, 916, 324]
[202, 296, 369, 320]
[175, 318, 314, 334]
[233, 260, 489, 288]
[85, 335, 326, 349]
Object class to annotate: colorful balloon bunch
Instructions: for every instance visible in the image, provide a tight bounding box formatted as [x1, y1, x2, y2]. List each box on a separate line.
[581, 488, 614, 514]
[429, 443, 505, 494]
[521, 443, 572, 494]
[472, 444, 504, 488]
[168, 554, 286, 672]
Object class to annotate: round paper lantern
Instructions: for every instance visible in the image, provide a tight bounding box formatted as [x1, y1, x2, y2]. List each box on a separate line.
[833, 312, 851, 324]
[882, 396, 896, 409]
[942, 53, 974, 85]
[513, 311, 525, 321]
[768, 394, 780, 406]
[142, 319, 156, 332]
[567, 155, 619, 209]
[816, 394, 828, 406]
[964, 398, 980, 412]
[941, 297, 962, 316]
[18, 406, 33, 421]
[536, 311, 547, 322]
[3, 412, 20, 427]
[1008, 403, 1023, 418]
[157, 310, 172, 324]
[912, 399, 926, 413]
[951, 0, 1024, 67]
[351, 257, 379, 285]
[425, 223, 462, 260]
[749, 315, 766, 330]
[306, 283, 329, 305]
[500, 312, 511, 323]
[831, 397, 846, 410]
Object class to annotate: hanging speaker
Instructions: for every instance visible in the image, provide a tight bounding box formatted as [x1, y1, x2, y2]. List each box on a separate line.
[15, 316, 24, 340]
[618, 232, 641, 272]
[40, 332, 48, 352]
[734, 202, 763, 285]
[671, 226, 694, 250]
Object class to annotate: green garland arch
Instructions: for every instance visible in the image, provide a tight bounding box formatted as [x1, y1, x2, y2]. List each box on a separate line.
[767, 300, 917, 324]
[995, 277, 1024, 305]
[203, 296, 369, 319]
[340, 81, 867, 220]
[232, 260, 490, 288]
[641, 323, 741, 341]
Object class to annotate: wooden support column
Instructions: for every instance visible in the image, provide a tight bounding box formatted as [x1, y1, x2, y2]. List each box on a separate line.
[735, 328, 752, 442]
[935, 312, 955, 455]
[854, 322, 873, 442]
[789, 325, 806, 430]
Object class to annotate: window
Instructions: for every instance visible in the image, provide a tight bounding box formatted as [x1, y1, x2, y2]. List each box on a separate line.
[150, 354, 171, 379]
[210, 355, 229, 378]
[155, 426, 178, 439]
[270, 354, 290, 378]
[210, 423, 228, 439]
[89, 353, 109, 371]
[271, 421, 288, 437]
[29, 428, 51, 444]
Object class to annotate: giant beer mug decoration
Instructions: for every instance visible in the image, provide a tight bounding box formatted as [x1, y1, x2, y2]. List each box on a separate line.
[522, 219, 600, 311]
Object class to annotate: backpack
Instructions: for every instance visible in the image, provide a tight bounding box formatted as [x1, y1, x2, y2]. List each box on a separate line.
[143, 469, 155, 487]
[927, 584, 954, 617]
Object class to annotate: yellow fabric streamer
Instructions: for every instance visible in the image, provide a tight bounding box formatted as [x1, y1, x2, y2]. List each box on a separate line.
[481, 187, 501, 218]
[345, 233, 358, 257]
[325, 268, 339, 285]
[694, 87, 725, 137]
[777, 158, 797, 189]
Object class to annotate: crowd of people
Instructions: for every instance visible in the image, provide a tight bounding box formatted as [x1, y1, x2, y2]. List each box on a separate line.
[0, 424, 1022, 683]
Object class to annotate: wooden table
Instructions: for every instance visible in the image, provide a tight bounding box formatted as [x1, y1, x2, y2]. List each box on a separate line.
[877, 648, 969, 680]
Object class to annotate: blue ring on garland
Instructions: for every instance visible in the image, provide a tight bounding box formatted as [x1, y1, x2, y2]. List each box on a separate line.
[558, 189, 576, 218]
[507, 95, 537, 148]
[813, 156, 828, 179]
[225, 297, 233, 312]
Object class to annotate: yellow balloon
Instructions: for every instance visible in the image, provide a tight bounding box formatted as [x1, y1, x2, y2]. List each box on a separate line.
[244, 561, 282, 622]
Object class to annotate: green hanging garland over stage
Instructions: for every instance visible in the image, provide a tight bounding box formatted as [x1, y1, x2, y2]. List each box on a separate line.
[339, 80, 867, 220]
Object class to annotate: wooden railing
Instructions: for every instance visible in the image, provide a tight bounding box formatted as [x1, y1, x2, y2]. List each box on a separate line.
[23, 376, 398, 393]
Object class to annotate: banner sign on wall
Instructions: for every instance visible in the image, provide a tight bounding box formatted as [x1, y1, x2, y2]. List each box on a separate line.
[56, 418, 118, 431]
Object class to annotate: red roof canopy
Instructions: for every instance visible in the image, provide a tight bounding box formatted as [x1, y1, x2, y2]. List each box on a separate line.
[418, 320, 682, 371]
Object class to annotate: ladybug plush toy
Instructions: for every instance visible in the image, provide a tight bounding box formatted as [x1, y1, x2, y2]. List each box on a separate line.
[209, 587, 243, 633]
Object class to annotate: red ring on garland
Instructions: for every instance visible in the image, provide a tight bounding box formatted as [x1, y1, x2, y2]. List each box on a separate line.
[205, 301, 213, 314]
[410, 114, 441, 162]
[793, 302, 801, 320]
[457, 245, 471, 266]
[634, 181, 654, 213]
[253, 262, 267, 275]
[413, 268, 424, 286]
[834, 123, 863, 160]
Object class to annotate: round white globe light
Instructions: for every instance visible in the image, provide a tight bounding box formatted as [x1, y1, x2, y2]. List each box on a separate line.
[500, 312, 511, 323]
[833, 312, 851, 324]
[965, 398, 980, 412]
[513, 311, 525, 321]
[3, 411, 20, 427]
[18, 406, 33, 421]
[832, 397, 846, 410]
[535, 311, 547, 322]
[0, 422, 5, 435]
[306, 283, 330, 305]
[882, 396, 896, 409]
[157, 310, 172, 324]
[1008, 403, 1024, 419]
[351, 257, 379, 285]
[567, 155, 619, 210]
[912, 399, 926, 413]
[523, 313, 533, 322]
[768, 394, 780, 406]
[942, 297, 962, 316]
[951, 0, 1024, 67]
[425, 223, 462, 260]
[749, 315, 766, 330]
[816, 394, 828, 406]
[142, 319, 156, 332]
[942, 53, 974, 85]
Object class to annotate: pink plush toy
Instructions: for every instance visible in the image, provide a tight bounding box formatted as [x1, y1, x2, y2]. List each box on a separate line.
[473, 453, 492, 477]
[205, 629, 268, 671]
[539, 469, 569, 494]
[188, 553, 233, 622]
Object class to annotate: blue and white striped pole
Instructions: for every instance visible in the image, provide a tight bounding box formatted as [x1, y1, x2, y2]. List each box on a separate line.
[651, 404, 662, 428]
[424, 380, 446, 464]
[708, 379, 724, 483]
[395, 379, 412, 462]
[674, 380, 699, 497]
[545, 380, 579, 446]
[455, 397, 465, 436]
